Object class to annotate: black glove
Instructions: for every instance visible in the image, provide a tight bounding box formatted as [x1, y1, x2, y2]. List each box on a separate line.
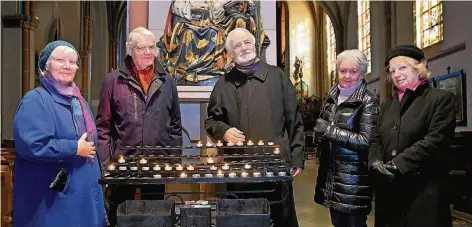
[370, 160, 394, 177]
[385, 161, 401, 175]
[314, 119, 330, 134]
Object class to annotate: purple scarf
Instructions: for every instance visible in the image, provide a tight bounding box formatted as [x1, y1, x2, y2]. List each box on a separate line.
[235, 57, 261, 75]
[41, 75, 95, 138]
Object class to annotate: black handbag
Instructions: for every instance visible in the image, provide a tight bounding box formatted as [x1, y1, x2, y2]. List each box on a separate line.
[49, 168, 68, 192]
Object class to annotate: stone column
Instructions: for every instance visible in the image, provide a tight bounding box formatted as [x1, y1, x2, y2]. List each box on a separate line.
[1, 1, 39, 140]
[80, 2, 92, 98]
[129, 0, 148, 30]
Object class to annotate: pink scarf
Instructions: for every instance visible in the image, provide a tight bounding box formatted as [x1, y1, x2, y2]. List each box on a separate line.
[41, 75, 95, 138]
[397, 78, 428, 102]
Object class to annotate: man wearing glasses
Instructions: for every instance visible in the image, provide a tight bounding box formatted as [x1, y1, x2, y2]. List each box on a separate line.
[96, 27, 182, 226]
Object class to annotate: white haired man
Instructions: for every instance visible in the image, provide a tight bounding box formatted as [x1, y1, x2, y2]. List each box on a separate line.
[205, 28, 304, 227]
[96, 27, 182, 226]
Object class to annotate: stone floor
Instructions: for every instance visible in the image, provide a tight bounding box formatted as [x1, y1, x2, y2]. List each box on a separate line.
[293, 159, 472, 227]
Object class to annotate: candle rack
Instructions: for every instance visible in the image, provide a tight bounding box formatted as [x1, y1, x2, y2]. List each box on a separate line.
[100, 142, 293, 185]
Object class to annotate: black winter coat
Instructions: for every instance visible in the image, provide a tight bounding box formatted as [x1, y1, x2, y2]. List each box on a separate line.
[368, 83, 455, 227]
[204, 61, 305, 168]
[314, 81, 379, 215]
[96, 56, 183, 165]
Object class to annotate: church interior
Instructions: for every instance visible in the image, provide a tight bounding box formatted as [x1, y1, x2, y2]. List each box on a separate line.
[1, 1, 472, 226]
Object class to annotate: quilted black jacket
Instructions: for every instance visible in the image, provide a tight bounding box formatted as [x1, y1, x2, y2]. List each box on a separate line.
[314, 81, 379, 215]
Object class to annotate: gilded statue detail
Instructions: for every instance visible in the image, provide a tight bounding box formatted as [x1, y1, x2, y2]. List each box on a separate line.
[157, 0, 270, 86]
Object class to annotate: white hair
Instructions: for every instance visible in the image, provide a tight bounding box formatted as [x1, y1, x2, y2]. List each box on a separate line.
[42, 45, 79, 75]
[126, 27, 156, 54]
[336, 49, 369, 76]
[225, 28, 256, 54]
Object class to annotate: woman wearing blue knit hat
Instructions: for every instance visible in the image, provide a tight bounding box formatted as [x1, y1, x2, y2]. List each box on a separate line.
[13, 40, 106, 227]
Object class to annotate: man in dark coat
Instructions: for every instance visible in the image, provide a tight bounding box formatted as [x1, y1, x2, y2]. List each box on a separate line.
[204, 28, 304, 227]
[96, 27, 182, 226]
[369, 45, 456, 227]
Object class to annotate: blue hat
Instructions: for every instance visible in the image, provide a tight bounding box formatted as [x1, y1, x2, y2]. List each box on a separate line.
[38, 40, 80, 72]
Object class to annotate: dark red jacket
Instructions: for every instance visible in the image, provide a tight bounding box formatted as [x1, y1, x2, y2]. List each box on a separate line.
[96, 56, 182, 165]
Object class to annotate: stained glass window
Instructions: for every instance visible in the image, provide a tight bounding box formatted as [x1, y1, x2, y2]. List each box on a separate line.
[326, 14, 336, 77]
[415, 0, 443, 48]
[358, 0, 371, 73]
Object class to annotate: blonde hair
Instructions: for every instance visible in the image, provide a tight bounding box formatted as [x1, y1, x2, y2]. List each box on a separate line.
[126, 27, 156, 55]
[388, 56, 431, 81]
[336, 49, 369, 76]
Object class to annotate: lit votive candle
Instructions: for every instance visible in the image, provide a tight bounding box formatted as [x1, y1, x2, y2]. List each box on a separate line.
[130, 166, 138, 171]
[165, 165, 172, 171]
[118, 156, 125, 163]
[196, 141, 203, 148]
[180, 172, 187, 178]
[267, 141, 275, 146]
[227, 141, 234, 147]
[274, 148, 281, 155]
[228, 172, 237, 178]
[192, 174, 201, 178]
[266, 172, 274, 177]
[210, 165, 218, 171]
[153, 165, 161, 171]
[236, 141, 244, 146]
[207, 158, 214, 164]
[205, 173, 213, 178]
[278, 172, 287, 176]
[217, 171, 224, 178]
[257, 140, 264, 146]
[176, 165, 184, 171]
[244, 163, 252, 169]
[222, 163, 230, 170]
[241, 172, 249, 177]
[216, 140, 224, 147]
[253, 172, 261, 177]
[139, 158, 147, 164]
[246, 140, 254, 146]
[187, 165, 194, 171]
[108, 165, 116, 171]
[119, 166, 127, 171]
[142, 166, 149, 171]
[153, 174, 162, 178]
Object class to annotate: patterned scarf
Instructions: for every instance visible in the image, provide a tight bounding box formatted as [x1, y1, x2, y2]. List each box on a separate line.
[130, 60, 154, 94]
[235, 57, 261, 75]
[40, 75, 95, 138]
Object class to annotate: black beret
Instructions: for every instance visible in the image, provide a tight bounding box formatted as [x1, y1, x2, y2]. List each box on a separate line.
[384, 44, 426, 68]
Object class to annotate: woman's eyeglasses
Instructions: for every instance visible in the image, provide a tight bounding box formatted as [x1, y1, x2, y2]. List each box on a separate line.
[49, 57, 79, 68]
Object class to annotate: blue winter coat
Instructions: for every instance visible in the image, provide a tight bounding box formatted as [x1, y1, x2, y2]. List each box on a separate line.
[13, 82, 106, 227]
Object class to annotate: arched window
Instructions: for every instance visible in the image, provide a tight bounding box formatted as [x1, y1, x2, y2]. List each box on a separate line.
[358, 0, 371, 73]
[326, 14, 336, 78]
[414, 0, 443, 48]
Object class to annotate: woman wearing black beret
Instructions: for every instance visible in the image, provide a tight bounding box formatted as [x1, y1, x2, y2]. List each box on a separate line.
[368, 44, 456, 227]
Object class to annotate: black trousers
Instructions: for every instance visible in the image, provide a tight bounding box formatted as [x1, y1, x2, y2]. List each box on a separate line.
[330, 209, 367, 227]
[106, 184, 165, 226]
[226, 182, 299, 227]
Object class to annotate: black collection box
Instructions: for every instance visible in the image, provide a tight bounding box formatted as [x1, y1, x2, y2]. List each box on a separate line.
[216, 199, 271, 227]
[117, 200, 175, 227]
[180, 205, 212, 227]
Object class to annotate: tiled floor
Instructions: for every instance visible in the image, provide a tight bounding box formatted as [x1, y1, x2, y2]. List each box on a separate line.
[293, 159, 375, 226]
[293, 159, 472, 227]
